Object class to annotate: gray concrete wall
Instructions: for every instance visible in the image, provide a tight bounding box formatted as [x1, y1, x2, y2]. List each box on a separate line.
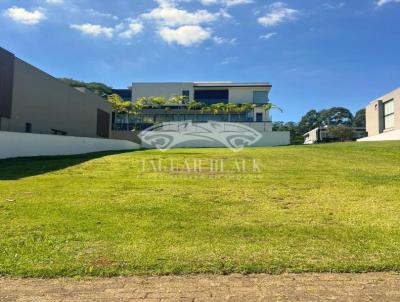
[0, 131, 139, 159]
[3, 56, 112, 138]
[110, 130, 141, 144]
[141, 131, 290, 149]
[366, 100, 383, 137]
[0, 117, 9, 131]
[132, 83, 194, 101]
[366, 88, 400, 137]
[0, 47, 14, 119]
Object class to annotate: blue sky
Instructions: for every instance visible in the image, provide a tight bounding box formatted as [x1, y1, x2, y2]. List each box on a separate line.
[0, 0, 399, 121]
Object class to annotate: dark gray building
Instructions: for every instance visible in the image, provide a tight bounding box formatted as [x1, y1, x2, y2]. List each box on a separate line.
[0, 47, 112, 138]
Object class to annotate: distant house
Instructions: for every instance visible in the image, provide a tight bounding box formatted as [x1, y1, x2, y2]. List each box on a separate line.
[304, 126, 366, 144]
[111, 82, 290, 147]
[359, 88, 400, 142]
[0, 47, 112, 138]
[129, 82, 273, 125]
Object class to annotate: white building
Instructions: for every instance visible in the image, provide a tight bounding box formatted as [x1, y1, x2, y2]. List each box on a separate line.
[132, 82, 272, 123]
[112, 82, 290, 148]
[304, 126, 366, 144]
[358, 87, 400, 142]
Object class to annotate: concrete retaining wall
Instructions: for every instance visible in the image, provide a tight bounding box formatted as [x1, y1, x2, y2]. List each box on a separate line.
[358, 129, 400, 142]
[0, 131, 140, 159]
[141, 131, 290, 149]
[110, 130, 141, 144]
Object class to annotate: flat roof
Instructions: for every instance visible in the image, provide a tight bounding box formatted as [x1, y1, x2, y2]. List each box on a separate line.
[132, 82, 271, 88]
[194, 82, 271, 88]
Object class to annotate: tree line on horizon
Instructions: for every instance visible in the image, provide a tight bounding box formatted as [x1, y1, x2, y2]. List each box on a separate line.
[59, 78, 113, 97]
[273, 108, 366, 144]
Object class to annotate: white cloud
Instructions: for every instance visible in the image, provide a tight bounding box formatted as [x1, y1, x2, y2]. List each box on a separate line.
[260, 32, 277, 40]
[70, 20, 144, 40]
[4, 6, 46, 25]
[201, 0, 218, 4]
[218, 8, 233, 19]
[376, 0, 400, 6]
[225, 0, 253, 6]
[201, 0, 253, 6]
[66, 0, 232, 46]
[70, 23, 114, 38]
[258, 2, 299, 27]
[213, 36, 237, 45]
[219, 56, 238, 65]
[46, 0, 64, 4]
[86, 9, 119, 20]
[118, 21, 144, 38]
[155, 0, 176, 8]
[159, 25, 211, 46]
[142, 0, 230, 46]
[142, 5, 218, 27]
[323, 2, 345, 9]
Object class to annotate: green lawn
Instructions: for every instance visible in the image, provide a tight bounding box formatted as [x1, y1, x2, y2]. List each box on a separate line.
[1, 142, 400, 277]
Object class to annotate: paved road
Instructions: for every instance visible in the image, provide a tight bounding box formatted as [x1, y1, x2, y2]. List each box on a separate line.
[1, 273, 399, 301]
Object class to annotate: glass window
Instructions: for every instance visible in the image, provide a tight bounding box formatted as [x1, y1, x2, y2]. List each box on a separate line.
[385, 114, 395, 130]
[384, 100, 395, 130]
[253, 91, 268, 104]
[182, 90, 190, 98]
[194, 90, 229, 105]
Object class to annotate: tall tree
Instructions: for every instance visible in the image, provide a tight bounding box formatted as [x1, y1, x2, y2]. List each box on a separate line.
[326, 125, 354, 142]
[298, 109, 320, 134]
[353, 109, 366, 128]
[318, 107, 353, 126]
[60, 78, 113, 97]
[273, 121, 304, 144]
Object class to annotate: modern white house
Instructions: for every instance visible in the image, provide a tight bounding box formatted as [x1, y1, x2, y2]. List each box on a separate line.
[112, 82, 290, 147]
[132, 82, 271, 122]
[304, 126, 366, 144]
[359, 87, 400, 142]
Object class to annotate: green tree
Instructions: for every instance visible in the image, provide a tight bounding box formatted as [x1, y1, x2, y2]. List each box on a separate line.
[187, 100, 206, 111]
[353, 108, 366, 128]
[318, 107, 353, 126]
[60, 78, 112, 97]
[326, 125, 354, 142]
[298, 110, 320, 134]
[263, 103, 283, 113]
[107, 94, 131, 113]
[273, 121, 303, 145]
[107, 94, 132, 129]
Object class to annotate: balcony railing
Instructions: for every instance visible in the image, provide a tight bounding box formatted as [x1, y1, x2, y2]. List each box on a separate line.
[113, 121, 273, 132]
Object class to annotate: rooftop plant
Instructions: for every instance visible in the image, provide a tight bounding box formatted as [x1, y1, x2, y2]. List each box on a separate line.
[107, 94, 282, 116]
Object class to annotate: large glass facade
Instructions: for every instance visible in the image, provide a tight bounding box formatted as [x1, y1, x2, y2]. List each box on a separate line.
[253, 91, 268, 104]
[112, 89, 132, 101]
[112, 112, 254, 130]
[194, 90, 229, 105]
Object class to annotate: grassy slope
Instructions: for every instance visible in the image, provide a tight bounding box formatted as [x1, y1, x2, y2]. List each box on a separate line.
[0, 142, 400, 277]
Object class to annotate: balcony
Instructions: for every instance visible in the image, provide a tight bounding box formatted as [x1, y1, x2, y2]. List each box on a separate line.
[113, 120, 272, 132]
[112, 106, 272, 131]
